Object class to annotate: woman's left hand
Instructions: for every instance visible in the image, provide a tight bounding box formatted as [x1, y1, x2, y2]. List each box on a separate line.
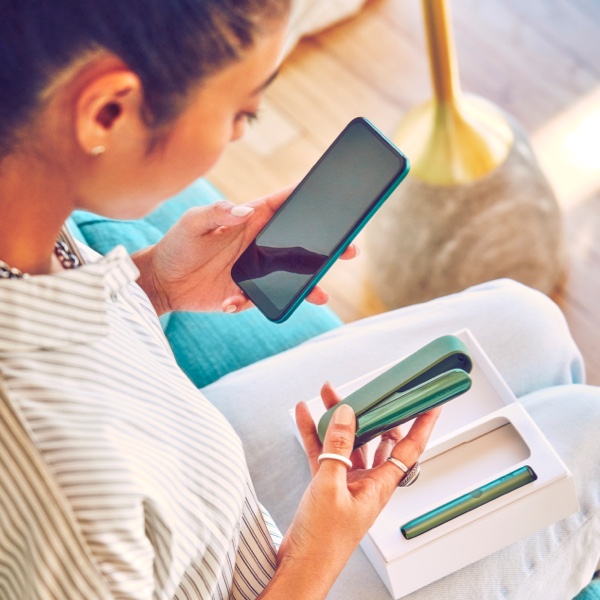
[260, 383, 440, 599]
[132, 185, 357, 316]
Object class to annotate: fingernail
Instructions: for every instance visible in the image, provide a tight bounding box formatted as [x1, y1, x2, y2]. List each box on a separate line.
[224, 304, 237, 313]
[231, 206, 254, 217]
[333, 404, 354, 425]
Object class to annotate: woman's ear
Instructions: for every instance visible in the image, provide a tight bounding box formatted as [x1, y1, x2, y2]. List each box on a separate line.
[75, 70, 143, 156]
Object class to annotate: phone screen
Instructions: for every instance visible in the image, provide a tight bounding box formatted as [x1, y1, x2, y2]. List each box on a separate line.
[232, 118, 409, 322]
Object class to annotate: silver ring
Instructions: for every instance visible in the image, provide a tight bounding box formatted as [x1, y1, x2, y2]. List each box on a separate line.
[387, 457, 420, 487]
[398, 461, 420, 487]
[317, 453, 353, 469]
[387, 456, 409, 473]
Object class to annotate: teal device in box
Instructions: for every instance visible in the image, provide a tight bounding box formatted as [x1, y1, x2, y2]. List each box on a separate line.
[317, 335, 473, 448]
[232, 117, 410, 323]
[401, 465, 538, 539]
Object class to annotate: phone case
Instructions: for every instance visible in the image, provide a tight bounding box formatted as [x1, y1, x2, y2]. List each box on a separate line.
[317, 334, 473, 448]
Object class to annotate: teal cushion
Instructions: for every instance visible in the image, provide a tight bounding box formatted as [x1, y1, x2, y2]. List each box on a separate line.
[70, 178, 342, 388]
[66, 217, 87, 245]
[575, 581, 600, 600]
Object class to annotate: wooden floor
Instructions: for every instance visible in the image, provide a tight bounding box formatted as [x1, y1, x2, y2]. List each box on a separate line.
[207, 0, 600, 385]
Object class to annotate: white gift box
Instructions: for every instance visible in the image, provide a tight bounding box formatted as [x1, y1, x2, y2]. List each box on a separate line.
[291, 330, 578, 598]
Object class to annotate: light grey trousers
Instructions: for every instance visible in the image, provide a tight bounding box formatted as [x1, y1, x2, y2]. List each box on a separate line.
[202, 280, 600, 599]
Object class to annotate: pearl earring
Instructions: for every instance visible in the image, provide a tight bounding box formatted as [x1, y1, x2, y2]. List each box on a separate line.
[90, 145, 106, 156]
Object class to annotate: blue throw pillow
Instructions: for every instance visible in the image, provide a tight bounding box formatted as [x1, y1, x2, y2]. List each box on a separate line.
[70, 178, 342, 388]
[575, 580, 600, 600]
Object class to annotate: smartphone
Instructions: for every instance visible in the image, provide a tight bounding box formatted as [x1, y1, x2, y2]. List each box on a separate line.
[231, 117, 410, 323]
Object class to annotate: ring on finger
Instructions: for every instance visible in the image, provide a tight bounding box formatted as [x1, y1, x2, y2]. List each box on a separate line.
[387, 456, 421, 487]
[387, 456, 409, 473]
[318, 453, 353, 469]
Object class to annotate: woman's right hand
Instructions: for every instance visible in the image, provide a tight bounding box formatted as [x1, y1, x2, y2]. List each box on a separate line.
[132, 186, 358, 316]
[259, 383, 440, 599]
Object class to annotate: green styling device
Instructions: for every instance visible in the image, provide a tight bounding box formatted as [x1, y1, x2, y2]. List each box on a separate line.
[317, 335, 473, 449]
[400, 465, 538, 540]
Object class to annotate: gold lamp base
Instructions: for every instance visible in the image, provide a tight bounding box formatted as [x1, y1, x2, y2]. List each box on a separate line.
[395, 94, 513, 186]
[365, 110, 565, 309]
[363, 0, 564, 309]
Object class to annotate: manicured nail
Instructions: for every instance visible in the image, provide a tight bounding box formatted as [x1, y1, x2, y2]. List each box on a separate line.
[224, 304, 237, 313]
[231, 206, 254, 217]
[333, 404, 354, 425]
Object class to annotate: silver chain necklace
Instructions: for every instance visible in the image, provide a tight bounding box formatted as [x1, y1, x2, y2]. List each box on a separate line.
[0, 228, 83, 279]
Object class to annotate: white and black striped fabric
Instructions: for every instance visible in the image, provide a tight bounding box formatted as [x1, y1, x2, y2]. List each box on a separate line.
[0, 245, 279, 599]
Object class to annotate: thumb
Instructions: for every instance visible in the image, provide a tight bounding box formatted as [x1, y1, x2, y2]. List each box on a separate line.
[318, 404, 356, 482]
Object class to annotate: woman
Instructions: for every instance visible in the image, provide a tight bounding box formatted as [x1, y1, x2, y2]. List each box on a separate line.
[0, 1, 597, 599]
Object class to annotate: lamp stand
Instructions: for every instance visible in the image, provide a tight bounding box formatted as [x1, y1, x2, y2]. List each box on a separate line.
[365, 0, 564, 308]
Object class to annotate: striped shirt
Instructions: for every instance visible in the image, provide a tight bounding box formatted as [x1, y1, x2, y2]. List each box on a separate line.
[0, 245, 280, 599]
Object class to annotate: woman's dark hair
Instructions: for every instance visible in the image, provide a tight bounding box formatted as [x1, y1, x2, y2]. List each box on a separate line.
[0, 0, 290, 156]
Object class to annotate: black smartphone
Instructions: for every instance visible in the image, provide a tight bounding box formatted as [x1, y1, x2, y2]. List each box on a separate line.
[231, 117, 410, 323]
